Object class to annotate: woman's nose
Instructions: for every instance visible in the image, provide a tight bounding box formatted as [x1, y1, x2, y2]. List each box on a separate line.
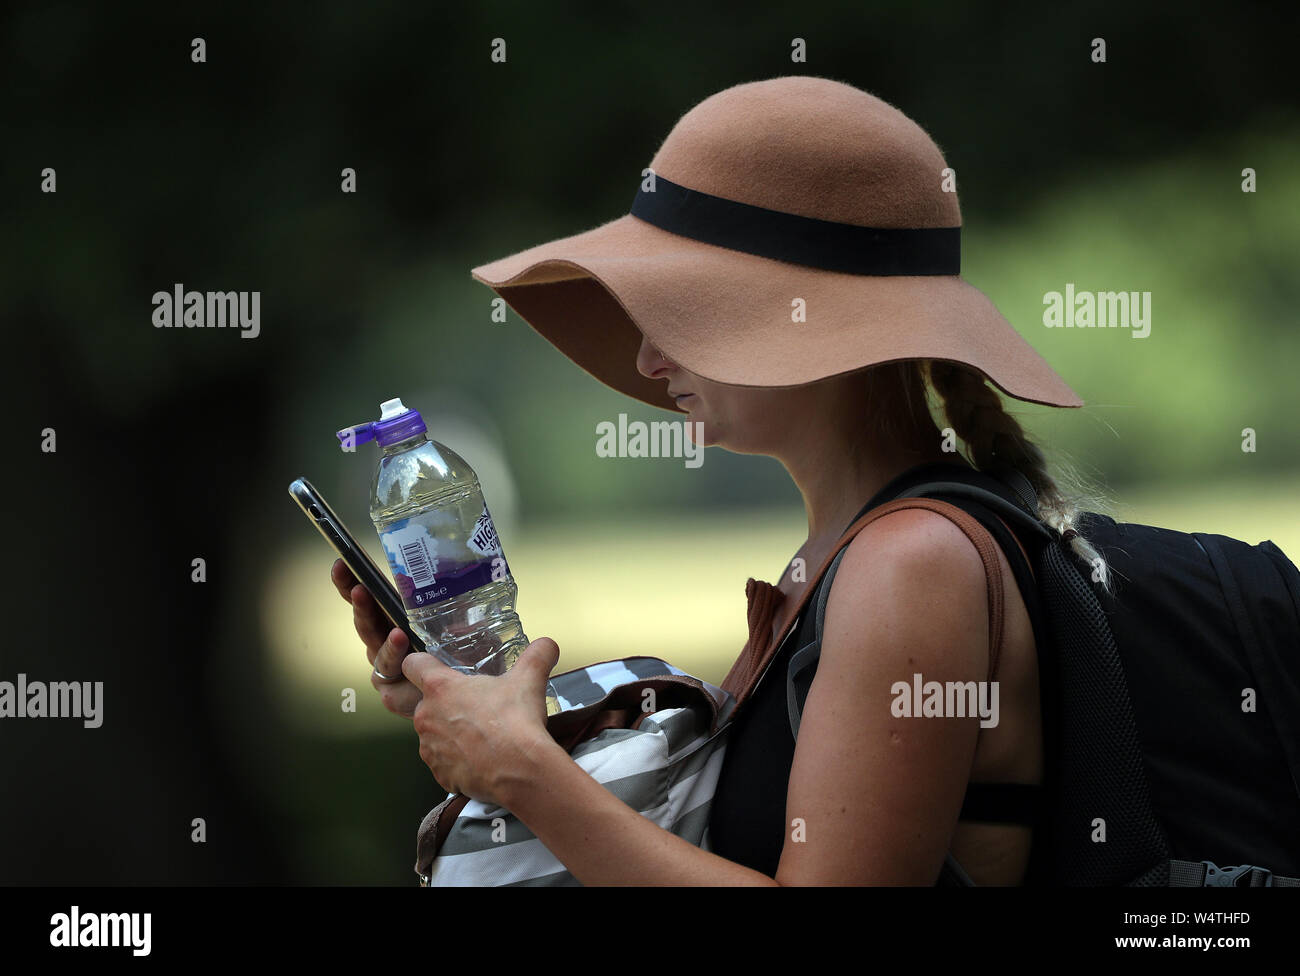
[635, 334, 673, 379]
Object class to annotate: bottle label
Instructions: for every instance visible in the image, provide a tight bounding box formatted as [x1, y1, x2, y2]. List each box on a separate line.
[466, 506, 501, 557]
[379, 505, 509, 610]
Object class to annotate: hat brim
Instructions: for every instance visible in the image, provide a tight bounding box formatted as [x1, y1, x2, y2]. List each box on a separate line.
[471, 213, 1084, 413]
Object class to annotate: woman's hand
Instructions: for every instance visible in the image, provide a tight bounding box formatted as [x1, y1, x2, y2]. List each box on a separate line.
[329, 558, 422, 719]
[401, 637, 563, 806]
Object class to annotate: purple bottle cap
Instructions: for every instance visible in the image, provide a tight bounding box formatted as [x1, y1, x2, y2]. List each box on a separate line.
[336, 422, 376, 448]
[337, 397, 427, 451]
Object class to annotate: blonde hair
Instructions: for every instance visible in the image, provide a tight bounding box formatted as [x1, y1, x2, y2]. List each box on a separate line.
[861, 360, 1115, 593]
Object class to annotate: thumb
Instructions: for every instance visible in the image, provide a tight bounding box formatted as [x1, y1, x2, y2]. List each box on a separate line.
[516, 637, 560, 683]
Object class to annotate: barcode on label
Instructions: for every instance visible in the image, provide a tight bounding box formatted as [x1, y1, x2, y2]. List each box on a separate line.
[401, 541, 434, 587]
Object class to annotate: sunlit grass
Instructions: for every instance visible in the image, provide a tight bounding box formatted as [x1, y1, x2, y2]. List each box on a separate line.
[265, 470, 1299, 734]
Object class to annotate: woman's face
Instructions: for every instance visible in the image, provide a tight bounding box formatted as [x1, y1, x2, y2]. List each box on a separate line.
[634, 334, 810, 455]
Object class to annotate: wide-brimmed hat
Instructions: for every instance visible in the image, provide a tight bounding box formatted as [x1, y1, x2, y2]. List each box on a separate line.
[470, 75, 1083, 414]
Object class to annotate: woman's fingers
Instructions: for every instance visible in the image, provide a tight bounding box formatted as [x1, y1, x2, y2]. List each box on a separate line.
[331, 559, 359, 602]
[330, 560, 418, 718]
[333, 562, 398, 656]
[372, 626, 410, 680]
[370, 671, 421, 718]
[350, 585, 392, 653]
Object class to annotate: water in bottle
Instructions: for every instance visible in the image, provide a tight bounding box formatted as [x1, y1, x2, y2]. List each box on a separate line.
[338, 398, 560, 715]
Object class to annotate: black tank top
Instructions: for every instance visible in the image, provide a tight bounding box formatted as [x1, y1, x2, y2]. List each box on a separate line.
[706, 460, 1050, 879]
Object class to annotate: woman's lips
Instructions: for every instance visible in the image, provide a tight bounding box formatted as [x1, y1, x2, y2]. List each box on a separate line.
[673, 393, 695, 402]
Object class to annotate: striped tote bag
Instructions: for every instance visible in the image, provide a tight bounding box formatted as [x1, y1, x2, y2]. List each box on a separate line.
[415, 657, 737, 886]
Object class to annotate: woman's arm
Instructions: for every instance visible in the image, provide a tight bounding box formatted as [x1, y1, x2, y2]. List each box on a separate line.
[496, 507, 990, 885]
[499, 736, 780, 885]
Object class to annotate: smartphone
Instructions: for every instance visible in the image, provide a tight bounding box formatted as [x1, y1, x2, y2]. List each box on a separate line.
[288, 477, 428, 655]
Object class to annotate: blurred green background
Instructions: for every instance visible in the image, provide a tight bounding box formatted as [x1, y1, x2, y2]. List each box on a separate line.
[4, 1, 1297, 883]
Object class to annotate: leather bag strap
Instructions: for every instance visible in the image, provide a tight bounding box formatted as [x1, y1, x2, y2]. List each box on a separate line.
[722, 497, 1008, 705]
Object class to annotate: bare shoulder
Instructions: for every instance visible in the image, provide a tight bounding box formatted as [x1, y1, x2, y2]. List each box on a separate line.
[834, 505, 989, 596]
[820, 506, 990, 674]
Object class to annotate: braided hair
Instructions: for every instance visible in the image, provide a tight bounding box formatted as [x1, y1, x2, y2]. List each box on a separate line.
[920, 360, 1114, 593]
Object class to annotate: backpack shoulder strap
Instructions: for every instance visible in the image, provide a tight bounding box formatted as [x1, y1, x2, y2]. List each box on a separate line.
[783, 545, 851, 741]
[904, 480, 1054, 543]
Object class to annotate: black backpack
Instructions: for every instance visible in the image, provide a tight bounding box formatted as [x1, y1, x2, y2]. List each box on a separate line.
[788, 467, 1300, 887]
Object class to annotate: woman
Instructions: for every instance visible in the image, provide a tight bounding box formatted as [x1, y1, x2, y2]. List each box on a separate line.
[330, 76, 1109, 884]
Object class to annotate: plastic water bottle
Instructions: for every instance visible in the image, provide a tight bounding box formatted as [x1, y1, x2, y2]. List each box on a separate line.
[338, 398, 560, 716]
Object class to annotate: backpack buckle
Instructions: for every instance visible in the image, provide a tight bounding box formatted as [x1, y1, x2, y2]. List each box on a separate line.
[1201, 861, 1273, 887]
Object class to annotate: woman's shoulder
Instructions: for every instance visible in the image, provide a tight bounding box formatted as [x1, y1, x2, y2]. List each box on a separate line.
[819, 507, 991, 672]
[837, 505, 990, 589]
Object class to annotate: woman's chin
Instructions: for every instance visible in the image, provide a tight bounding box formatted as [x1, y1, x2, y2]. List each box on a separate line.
[683, 415, 707, 445]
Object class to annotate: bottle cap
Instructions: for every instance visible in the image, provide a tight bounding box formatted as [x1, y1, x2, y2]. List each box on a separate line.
[379, 398, 408, 420]
[336, 397, 428, 450]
